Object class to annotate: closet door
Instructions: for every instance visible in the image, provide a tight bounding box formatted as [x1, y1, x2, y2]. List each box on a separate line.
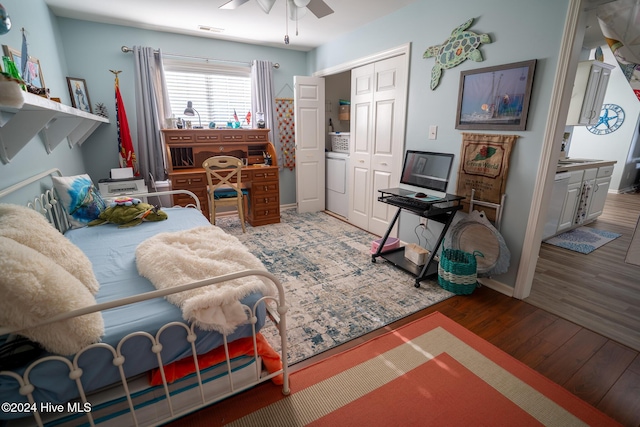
[348, 55, 407, 236]
[348, 64, 374, 231]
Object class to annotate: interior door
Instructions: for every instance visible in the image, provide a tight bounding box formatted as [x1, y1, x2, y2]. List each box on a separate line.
[368, 55, 407, 237]
[348, 55, 408, 236]
[294, 76, 326, 213]
[348, 64, 374, 230]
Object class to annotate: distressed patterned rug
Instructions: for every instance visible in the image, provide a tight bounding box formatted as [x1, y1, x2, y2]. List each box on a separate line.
[544, 226, 621, 255]
[216, 210, 453, 365]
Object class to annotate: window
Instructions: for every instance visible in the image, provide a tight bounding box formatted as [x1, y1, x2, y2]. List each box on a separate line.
[163, 59, 252, 127]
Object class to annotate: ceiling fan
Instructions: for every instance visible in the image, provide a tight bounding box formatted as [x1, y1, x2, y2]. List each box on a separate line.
[220, 0, 334, 19]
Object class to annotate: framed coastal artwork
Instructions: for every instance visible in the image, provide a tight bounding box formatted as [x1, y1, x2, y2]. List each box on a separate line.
[456, 59, 536, 131]
[66, 77, 93, 113]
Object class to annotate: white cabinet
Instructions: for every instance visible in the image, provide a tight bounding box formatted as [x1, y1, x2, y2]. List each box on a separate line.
[566, 61, 615, 126]
[586, 165, 614, 221]
[557, 170, 584, 232]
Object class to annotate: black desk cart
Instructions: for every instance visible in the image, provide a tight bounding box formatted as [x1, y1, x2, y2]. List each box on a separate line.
[373, 188, 464, 288]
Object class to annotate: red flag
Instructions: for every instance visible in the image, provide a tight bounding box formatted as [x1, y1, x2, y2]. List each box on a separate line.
[114, 73, 138, 175]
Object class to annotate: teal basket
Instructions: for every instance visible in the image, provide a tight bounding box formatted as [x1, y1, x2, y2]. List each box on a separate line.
[437, 248, 482, 295]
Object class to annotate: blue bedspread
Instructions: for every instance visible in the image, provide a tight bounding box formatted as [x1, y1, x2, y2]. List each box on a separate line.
[0, 208, 267, 417]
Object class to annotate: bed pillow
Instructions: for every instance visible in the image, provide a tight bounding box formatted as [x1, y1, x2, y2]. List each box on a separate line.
[51, 174, 107, 229]
[0, 236, 104, 356]
[0, 204, 100, 295]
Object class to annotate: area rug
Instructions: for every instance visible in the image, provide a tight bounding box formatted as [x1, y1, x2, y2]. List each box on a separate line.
[544, 226, 621, 254]
[216, 210, 454, 364]
[188, 312, 617, 426]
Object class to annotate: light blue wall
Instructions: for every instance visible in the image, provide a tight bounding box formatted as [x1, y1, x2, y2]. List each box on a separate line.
[57, 18, 308, 204]
[2, 0, 573, 289]
[0, 0, 86, 204]
[308, 0, 571, 287]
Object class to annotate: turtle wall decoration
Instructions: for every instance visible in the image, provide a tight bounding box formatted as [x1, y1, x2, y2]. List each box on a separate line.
[423, 18, 492, 90]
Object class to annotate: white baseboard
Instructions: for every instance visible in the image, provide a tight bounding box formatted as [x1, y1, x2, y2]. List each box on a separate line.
[477, 277, 514, 297]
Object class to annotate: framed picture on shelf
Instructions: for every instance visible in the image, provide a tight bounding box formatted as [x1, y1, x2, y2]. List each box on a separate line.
[2, 45, 46, 89]
[456, 59, 536, 131]
[66, 77, 92, 113]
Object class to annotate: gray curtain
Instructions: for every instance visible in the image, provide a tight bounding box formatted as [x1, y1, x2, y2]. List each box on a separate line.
[251, 60, 281, 167]
[133, 46, 172, 186]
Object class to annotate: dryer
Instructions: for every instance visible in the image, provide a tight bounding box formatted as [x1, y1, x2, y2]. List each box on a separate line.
[326, 151, 349, 218]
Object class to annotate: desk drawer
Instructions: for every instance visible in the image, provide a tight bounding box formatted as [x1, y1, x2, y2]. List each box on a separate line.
[164, 132, 194, 143]
[194, 134, 220, 142]
[253, 194, 279, 207]
[172, 174, 207, 189]
[206, 171, 251, 185]
[253, 169, 278, 182]
[253, 182, 278, 195]
[253, 205, 280, 219]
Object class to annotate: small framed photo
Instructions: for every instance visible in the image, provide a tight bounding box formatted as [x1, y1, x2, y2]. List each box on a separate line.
[2, 45, 46, 89]
[456, 59, 536, 131]
[66, 77, 93, 113]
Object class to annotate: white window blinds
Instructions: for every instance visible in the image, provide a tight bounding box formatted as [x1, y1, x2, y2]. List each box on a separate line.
[163, 59, 252, 127]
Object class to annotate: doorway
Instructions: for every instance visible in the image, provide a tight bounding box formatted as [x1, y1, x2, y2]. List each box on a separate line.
[302, 43, 411, 236]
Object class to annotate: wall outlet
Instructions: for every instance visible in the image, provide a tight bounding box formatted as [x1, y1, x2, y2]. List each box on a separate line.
[420, 217, 428, 227]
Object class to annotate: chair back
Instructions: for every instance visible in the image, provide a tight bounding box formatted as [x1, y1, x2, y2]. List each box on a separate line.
[202, 156, 244, 196]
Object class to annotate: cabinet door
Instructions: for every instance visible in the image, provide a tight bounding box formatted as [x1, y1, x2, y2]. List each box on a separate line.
[579, 64, 613, 125]
[557, 182, 582, 232]
[586, 176, 611, 220]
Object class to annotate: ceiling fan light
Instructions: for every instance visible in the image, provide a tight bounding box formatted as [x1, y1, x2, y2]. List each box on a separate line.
[288, 1, 308, 20]
[293, 0, 311, 7]
[256, 0, 276, 14]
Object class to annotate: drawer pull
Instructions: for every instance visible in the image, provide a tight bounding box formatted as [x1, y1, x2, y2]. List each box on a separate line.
[359, 160, 364, 163]
[264, 186, 268, 191]
[264, 198, 268, 203]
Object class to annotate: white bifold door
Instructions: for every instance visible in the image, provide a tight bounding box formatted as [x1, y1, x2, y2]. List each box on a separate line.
[348, 55, 408, 236]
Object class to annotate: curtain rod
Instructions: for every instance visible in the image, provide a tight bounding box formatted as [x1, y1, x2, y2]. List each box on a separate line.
[120, 46, 280, 69]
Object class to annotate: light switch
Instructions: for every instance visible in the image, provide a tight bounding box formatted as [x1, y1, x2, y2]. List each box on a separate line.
[428, 125, 437, 140]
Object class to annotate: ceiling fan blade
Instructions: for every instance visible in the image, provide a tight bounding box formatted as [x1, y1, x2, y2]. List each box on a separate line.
[306, 0, 334, 18]
[256, 0, 276, 13]
[219, 0, 250, 10]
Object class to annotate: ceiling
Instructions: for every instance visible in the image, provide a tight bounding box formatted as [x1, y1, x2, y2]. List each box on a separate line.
[43, 0, 418, 51]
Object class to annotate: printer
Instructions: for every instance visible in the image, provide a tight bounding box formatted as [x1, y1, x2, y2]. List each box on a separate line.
[98, 168, 148, 196]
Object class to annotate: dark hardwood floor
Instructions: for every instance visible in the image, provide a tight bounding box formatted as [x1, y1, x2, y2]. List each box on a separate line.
[171, 193, 640, 426]
[170, 286, 640, 427]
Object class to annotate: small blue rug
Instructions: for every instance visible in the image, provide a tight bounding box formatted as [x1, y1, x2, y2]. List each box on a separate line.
[544, 227, 621, 254]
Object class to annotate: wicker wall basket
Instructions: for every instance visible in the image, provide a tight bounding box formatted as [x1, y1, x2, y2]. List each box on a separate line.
[437, 248, 483, 295]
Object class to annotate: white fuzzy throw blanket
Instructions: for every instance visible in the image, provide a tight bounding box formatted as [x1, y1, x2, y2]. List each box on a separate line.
[136, 226, 276, 334]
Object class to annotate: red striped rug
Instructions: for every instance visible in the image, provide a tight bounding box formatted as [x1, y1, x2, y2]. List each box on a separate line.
[184, 312, 619, 426]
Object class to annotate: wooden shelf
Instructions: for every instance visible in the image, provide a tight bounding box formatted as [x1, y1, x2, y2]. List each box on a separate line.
[0, 90, 109, 164]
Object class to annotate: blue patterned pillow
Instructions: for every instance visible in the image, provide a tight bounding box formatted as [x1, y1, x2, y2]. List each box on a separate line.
[52, 174, 107, 229]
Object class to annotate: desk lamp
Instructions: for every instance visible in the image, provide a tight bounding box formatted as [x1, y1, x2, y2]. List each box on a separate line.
[184, 101, 202, 129]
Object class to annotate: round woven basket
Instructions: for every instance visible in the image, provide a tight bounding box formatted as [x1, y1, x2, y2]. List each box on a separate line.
[437, 248, 480, 295]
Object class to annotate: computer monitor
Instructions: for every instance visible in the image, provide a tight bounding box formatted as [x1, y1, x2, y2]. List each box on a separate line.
[400, 151, 454, 193]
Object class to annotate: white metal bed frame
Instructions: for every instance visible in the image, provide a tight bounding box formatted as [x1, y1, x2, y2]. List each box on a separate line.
[0, 169, 290, 427]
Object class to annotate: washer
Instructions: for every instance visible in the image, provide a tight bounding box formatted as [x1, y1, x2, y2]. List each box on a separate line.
[326, 151, 349, 218]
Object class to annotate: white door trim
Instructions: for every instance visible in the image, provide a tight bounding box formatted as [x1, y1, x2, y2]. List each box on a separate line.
[312, 43, 411, 78]
[513, 0, 585, 299]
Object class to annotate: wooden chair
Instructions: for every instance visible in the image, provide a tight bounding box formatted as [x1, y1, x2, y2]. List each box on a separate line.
[202, 156, 247, 232]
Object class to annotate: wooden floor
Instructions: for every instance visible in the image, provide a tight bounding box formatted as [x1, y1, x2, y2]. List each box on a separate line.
[527, 192, 640, 352]
[171, 286, 640, 427]
[170, 194, 640, 427]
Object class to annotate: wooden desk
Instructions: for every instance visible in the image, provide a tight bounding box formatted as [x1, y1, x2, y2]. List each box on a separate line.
[163, 129, 280, 226]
